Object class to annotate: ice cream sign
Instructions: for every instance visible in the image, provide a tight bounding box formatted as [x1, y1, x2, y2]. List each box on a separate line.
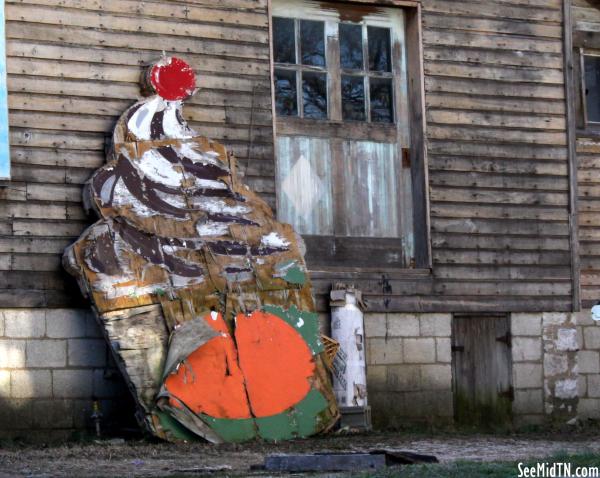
[63, 57, 339, 443]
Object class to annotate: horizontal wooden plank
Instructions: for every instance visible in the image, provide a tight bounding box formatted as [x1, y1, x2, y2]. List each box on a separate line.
[423, 0, 562, 22]
[10, 128, 104, 150]
[424, 46, 563, 69]
[430, 170, 569, 191]
[10, 147, 104, 169]
[6, 22, 270, 60]
[7, 93, 273, 126]
[5, 4, 269, 44]
[12, 219, 90, 237]
[432, 232, 570, 251]
[11, 164, 92, 185]
[8, 111, 274, 142]
[424, 12, 562, 38]
[425, 76, 565, 100]
[428, 109, 565, 130]
[428, 140, 568, 160]
[432, 202, 569, 221]
[7, 40, 269, 77]
[426, 92, 566, 115]
[428, 125, 567, 145]
[0, 288, 86, 307]
[7, 57, 269, 93]
[423, 29, 562, 54]
[430, 187, 569, 206]
[8, 74, 273, 110]
[433, 249, 571, 266]
[11, 0, 269, 26]
[432, 280, 571, 296]
[433, 264, 571, 280]
[425, 61, 564, 84]
[0, 270, 70, 290]
[432, 216, 569, 234]
[4, 253, 62, 271]
[430, 155, 568, 176]
[0, 236, 72, 253]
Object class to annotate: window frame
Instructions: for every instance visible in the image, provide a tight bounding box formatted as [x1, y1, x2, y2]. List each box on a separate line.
[0, 0, 10, 180]
[573, 31, 600, 137]
[268, 0, 430, 273]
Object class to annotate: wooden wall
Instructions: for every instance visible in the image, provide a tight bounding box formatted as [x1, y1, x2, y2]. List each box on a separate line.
[1, 0, 273, 307]
[420, 0, 572, 313]
[331, 0, 573, 313]
[572, 0, 600, 309]
[1, 0, 577, 313]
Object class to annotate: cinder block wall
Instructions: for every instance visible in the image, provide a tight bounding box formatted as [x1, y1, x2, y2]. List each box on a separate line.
[511, 313, 544, 426]
[511, 313, 578, 426]
[2, 308, 596, 437]
[0, 309, 129, 440]
[364, 313, 453, 428]
[575, 310, 600, 420]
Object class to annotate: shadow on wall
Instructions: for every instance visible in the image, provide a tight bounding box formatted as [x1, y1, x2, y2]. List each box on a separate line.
[0, 393, 139, 444]
[0, 308, 140, 443]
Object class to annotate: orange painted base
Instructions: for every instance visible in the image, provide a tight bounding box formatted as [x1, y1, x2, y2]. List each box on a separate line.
[164, 310, 315, 422]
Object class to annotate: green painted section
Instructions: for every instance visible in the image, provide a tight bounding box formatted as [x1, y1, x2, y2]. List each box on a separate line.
[199, 389, 329, 442]
[284, 265, 306, 285]
[200, 414, 257, 442]
[255, 410, 297, 441]
[274, 260, 306, 285]
[294, 389, 329, 437]
[255, 389, 328, 441]
[154, 411, 199, 442]
[262, 304, 323, 355]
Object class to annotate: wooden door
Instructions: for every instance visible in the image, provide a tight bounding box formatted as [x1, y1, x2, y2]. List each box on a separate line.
[271, 1, 414, 269]
[452, 315, 513, 427]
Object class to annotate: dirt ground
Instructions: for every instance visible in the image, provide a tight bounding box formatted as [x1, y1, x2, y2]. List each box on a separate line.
[1, 431, 600, 478]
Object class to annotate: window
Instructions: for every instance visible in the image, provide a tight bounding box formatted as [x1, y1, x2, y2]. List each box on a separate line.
[583, 54, 600, 125]
[0, 0, 9, 179]
[271, 1, 428, 270]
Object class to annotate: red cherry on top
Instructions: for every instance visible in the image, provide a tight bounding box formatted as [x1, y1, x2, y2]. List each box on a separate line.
[150, 57, 196, 101]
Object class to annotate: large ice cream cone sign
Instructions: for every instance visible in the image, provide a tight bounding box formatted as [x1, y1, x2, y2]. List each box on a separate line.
[64, 57, 339, 442]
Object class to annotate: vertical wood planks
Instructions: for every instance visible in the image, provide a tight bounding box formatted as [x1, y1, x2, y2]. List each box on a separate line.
[276, 136, 334, 235]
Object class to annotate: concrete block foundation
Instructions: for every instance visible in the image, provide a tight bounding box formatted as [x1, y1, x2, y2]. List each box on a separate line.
[0, 308, 599, 437]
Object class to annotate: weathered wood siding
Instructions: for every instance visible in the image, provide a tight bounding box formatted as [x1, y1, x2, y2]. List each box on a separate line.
[421, 0, 571, 312]
[1, 0, 273, 307]
[312, 0, 572, 313]
[1, 0, 576, 312]
[572, 0, 600, 309]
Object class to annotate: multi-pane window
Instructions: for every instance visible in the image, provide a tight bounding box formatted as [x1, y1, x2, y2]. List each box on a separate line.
[272, 2, 418, 269]
[273, 17, 396, 123]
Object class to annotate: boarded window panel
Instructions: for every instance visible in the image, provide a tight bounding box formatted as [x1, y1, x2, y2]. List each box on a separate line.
[341, 75, 365, 121]
[273, 17, 296, 64]
[585, 55, 600, 123]
[276, 136, 334, 235]
[339, 23, 363, 70]
[302, 72, 327, 119]
[338, 141, 400, 238]
[0, 1, 9, 179]
[275, 69, 298, 117]
[300, 20, 325, 67]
